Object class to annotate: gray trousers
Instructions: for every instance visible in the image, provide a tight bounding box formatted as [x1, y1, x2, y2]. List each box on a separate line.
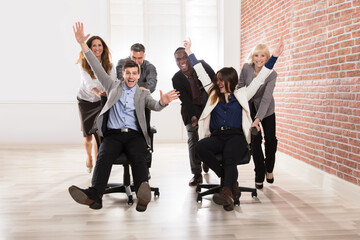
[186, 124, 202, 174]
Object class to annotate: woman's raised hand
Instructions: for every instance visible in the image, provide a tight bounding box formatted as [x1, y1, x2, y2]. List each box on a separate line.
[73, 22, 90, 51]
[183, 38, 192, 55]
[273, 35, 284, 57]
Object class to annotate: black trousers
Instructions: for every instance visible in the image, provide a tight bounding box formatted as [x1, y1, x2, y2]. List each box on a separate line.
[186, 124, 202, 174]
[251, 111, 278, 183]
[91, 130, 148, 195]
[195, 130, 248, 188]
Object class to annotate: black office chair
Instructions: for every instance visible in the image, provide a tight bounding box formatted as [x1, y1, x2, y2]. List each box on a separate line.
[195, 129, 258, 206]
[90, 98, 159, 205]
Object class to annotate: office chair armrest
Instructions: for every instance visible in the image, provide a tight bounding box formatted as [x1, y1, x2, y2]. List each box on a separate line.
[89, 128, 101, 149]
[150, 126, 157, 134]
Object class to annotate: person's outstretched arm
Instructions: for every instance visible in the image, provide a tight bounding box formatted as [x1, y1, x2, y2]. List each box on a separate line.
[73, 22, 90, 52]
[245, 35, 284, 101]
[183, 38, 213, 93]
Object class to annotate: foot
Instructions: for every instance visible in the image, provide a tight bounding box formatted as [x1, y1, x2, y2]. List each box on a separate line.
[213, 187, 234, 211]
[202, 163, 209, 173]
[136, 182, 151, 212]
[68, 185, 102, 209]
[189, 174, 203, 186]
[255, 182, 263, 189]
[266, 172, 274, 184]
[86, 157, 93, 174]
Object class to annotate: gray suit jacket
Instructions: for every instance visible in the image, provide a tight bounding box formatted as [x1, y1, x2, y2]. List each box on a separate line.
[239, 63, 277, 121]
[84, 50, 166, 147]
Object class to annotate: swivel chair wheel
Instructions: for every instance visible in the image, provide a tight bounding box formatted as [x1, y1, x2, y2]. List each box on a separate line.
[196, 185, 201, 193]
[197, 195, 202, 203]
[234, 199, 240, 206]
[154, 189, 160, 197]
[252, 191, 257, 198]
[128, 196, 134, 205]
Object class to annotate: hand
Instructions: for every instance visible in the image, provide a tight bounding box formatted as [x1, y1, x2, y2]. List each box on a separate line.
[183, 38, 192, 56]
[159, 89, 180, 106]
[272, 35, 284, 57]
[250, 118, 261, 132]
[99, 90, 107, 97]
[191, 116, 198, 127]
[73, 22, 90, 51]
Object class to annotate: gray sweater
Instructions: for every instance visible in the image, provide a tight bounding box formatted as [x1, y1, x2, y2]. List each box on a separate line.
[238, 63, 277, 121]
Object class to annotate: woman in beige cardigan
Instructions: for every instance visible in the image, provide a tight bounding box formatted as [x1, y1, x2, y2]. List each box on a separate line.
[184, 37, 283, 211]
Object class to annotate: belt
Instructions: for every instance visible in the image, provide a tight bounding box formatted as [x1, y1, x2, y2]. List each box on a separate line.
[219, 126, 234, 131]
[120, 128, 132, 132]
[106, 128, 137, 136]
[212, 126, 243, 135]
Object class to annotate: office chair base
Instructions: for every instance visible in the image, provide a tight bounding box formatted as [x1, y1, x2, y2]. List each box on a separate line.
[103, 183, 160, 205]
[196, 184, 257, 204]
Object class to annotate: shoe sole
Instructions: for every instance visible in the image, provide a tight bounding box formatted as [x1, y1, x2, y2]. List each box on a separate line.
[212, 193, 233, 206]
[223, 204, 234, 211]
[188, 176, 203, 187]
[266, 178, 274, 184]
[136, 182, 151, 212]
[68, 185, 95, 206]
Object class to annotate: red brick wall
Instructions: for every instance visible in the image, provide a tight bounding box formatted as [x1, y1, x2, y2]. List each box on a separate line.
[240, 0, 360, 185]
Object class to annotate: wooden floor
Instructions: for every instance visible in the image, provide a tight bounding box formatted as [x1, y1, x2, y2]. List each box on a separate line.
[0, 142, 359, 240]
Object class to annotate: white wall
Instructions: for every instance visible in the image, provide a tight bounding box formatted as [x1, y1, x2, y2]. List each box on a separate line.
[0, 0, 110, 143]
[219, 0, 241, 74]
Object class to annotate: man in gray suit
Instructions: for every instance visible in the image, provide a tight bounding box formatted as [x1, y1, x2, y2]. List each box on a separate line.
[69, 22, 179, 212]
[116, 43, 157, 93]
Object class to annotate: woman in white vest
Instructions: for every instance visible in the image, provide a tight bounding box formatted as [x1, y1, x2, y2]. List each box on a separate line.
[183, 37, 284, 211]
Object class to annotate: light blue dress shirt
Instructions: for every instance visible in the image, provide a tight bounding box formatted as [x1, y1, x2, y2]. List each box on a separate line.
[107, 84, 139, 131]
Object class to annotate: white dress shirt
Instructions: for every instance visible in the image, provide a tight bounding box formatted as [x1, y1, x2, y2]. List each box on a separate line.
[77, 62, 116, 102]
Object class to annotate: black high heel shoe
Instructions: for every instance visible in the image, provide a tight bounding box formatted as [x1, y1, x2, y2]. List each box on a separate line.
[266, 173, 274, 184]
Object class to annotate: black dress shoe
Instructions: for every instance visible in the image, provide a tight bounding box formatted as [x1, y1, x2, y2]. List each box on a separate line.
[213, 187, 234, 211]
[68, 185, 102, 209]
[202, 163, 209, 173]
[189, 174, 203, 186]
[136, 182, 151, 212]
[255, 183, 263, 190]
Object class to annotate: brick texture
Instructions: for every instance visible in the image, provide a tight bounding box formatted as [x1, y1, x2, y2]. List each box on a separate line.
[241, 0, 360, 186]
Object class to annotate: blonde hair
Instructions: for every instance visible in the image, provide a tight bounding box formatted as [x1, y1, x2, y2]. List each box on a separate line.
[247, 44, 270, 65]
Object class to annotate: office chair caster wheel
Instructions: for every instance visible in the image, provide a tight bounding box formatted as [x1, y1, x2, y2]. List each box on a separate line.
[154, 189, 160, 197]
[196, 185, 201, 193]
[128, 196, 134, 205]
[252, 191, 257, 198]
[234, 199, 240, 206]
[197, 195, 202, 203]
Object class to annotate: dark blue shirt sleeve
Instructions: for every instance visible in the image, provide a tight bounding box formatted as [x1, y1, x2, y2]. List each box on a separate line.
[188, 53, 200, 66]
[264, 55, 278, 69]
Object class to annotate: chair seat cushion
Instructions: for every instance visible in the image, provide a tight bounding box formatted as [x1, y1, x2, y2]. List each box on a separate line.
[113, 153, 129, 165]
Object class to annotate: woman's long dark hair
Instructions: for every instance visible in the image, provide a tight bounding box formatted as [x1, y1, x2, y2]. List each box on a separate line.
[209, 67, 238, 105]
[76, 36, 113, 79]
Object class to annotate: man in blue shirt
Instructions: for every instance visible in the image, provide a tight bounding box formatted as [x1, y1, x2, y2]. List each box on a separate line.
[69, 22, 179, 212]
